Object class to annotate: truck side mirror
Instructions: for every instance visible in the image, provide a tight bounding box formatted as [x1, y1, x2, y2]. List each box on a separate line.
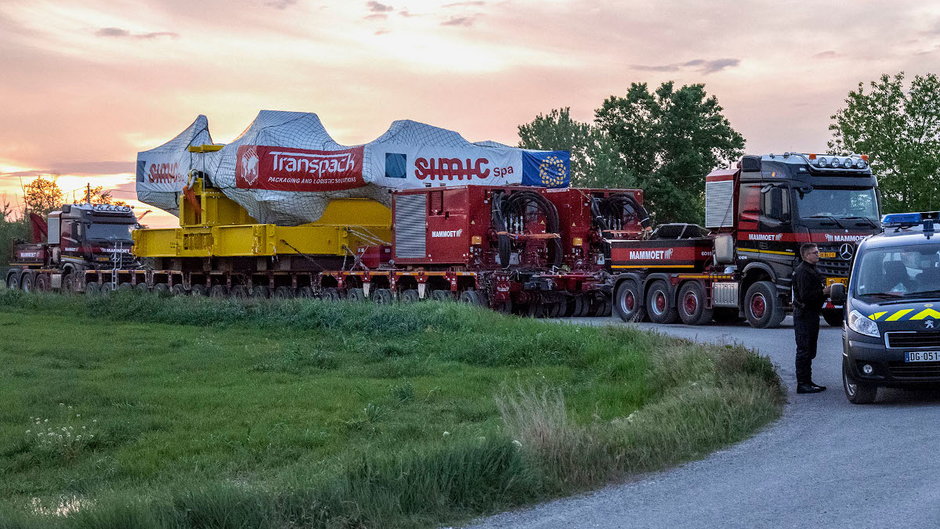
[830, 283, 847, 304]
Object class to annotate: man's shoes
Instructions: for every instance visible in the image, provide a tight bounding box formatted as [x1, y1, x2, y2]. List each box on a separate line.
[796, 383, 827, 394]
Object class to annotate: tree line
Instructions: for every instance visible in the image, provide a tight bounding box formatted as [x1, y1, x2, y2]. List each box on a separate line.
[518, 72, 940, 222]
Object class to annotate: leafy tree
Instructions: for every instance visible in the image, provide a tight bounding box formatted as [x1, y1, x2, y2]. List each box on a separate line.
[595, 82, 745, 224]
[0, 194, 28, 266]
[22, 176, 64, 216]
[517, 108, 634, 188]
[829, 72, 940, 213]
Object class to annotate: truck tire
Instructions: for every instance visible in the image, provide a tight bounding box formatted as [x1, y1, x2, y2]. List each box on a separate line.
[614, 280, 645, 322]
[171, 284, 187, 296]
[843, 357, 877, 404]
[100, 282, 114, 295]
[431, 290, 453, 302]
[459, 289, 486, 306]
[677, 281, 713, 325]
[190, 284, 208, 297]
[296, 286, 314, 298]
[61, 273, 75, 294]
[744, 281, 785, 328]
[19, 271, 34, 293]
[320, 287, 340, 301]
[118, 282, 134, 291]
[273, 286, 293, 299]
[135, 282, 150, 293]
[229, 285, 248, 299]
[209, 285, 228, 298]
[251, 285, 270, 298]
[34, 274, 50, 292]
[5, 268, 21, 290]
[646, 280, 678, 324]
[152, 283, 171, 297]
[85, 282, 101, 296]
[822, 308, 844, 327]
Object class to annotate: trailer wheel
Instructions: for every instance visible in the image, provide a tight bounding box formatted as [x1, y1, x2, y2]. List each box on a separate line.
[152, 283, 171, 297]
[251, 285, 270, 299]
[346, 288, 367, 302]
[229, 285, 248, 299]
[19, 272, 34, 293]
[135, 282, 150, 293]
[459, 289, 485, 306]
[100, 282, 114, 295]
[61, 273, 75, 294]
[822, 308, 844, 327]
[614, 281, 645, 322]
[118, 282, 133, 291]
[431, 290, 454, 302]
[321, 287, 340, 301]
[744, 281, 785, 328]
[372, 288, 393, 304]
[171, 284, 187, 296]
[190, 284, 207, 297]
[34, 274, 50, 292]
[296, 286, 314, 298]
[646, 280, 678, 324]
[575, 294, 592, 317]
[273, 286, 293, 299]
[85, 282, 101, 296]
[677, 282, 713, 325]
[400, 289, 420, 303]
[209, 285, 229, 298]
[5, 268, 21, 290]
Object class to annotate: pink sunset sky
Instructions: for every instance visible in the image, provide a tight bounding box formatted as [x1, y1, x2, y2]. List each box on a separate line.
[1, 0, 938, 228]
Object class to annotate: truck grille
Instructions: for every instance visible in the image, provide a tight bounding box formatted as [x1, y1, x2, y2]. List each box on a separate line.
[888, 361, 940, 379]
[816, 245, 853, 277]
[885, 331, 940, 349]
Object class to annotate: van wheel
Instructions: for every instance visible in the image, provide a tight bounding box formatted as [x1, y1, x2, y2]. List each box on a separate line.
[614, 281, 645, 322]
[843, 357, 877, 404]
[646, 280, 678, 324]
[744, 281, 785, 328]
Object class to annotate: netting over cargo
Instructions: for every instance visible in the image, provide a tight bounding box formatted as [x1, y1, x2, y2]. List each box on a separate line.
[137, 110, 571, 226]
[136, 115, 212, 216]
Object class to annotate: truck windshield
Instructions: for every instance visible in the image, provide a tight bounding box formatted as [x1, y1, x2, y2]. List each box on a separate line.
[795, 188, 878, 221]
[853, 244, 940, 299]
[86, 222, 133, 241]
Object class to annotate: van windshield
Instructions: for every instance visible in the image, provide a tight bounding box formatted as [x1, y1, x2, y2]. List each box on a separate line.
[853, 244, 940, 299]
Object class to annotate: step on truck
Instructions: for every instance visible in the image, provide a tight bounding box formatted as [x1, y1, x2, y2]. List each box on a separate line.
[5, 204, 139, 293]
[609, 153, 882, 328]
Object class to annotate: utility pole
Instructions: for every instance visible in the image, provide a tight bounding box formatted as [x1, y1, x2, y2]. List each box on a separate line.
[86, 183, 91, 204]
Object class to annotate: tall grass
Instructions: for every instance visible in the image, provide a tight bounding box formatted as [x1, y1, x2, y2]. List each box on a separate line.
[0, 289, 784, 529]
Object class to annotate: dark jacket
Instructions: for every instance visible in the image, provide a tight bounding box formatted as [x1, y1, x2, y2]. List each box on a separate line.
[792, 261, 826, 313]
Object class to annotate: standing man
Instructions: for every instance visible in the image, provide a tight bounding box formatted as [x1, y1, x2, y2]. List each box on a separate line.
[792, 243, 830, 394]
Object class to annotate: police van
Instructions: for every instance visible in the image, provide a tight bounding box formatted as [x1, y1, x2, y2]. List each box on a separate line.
[832, 212, 940, 403]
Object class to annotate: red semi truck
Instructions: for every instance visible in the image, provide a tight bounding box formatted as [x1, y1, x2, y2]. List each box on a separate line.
[5, 203, 138, 292]
[608, 153, 882, 328]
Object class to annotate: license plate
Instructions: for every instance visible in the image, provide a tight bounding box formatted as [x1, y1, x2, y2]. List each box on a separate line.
[826, 277, 848, 287]
[905, 351, 940, 362]
[819, 251, 837, 259]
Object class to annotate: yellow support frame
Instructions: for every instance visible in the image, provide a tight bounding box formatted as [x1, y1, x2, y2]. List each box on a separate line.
[133, 178, 392, 258]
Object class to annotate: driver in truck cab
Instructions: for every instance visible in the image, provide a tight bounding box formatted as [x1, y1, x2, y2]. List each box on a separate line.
[834, 212, 940, 404]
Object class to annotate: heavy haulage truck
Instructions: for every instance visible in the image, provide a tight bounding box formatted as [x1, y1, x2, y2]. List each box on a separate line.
[5, 203, 139, 293]
[608, 152, 882, 328]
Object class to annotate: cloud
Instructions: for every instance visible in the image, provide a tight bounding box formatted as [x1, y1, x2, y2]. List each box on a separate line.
[441, 16, 475, 27]
[265, 0, 298, 8]
[633, 58, 740, 74]
[443, 1, 486, 7]
[364, 13, 388, 21]
[94, 27, 179, 40]
[0, 161, 133, 180]
[814, 50, 840, 59]
[367, 1, 394, 12]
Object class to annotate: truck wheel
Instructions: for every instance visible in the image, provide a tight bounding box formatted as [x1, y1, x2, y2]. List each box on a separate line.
[822, 308, 844, 327]
[346, 288, 367, 302]
[152, 283, 171, 297]
[614, 281, 645, 323]
[19, 272, 34, 293]
[209, 285, 228, 298]
[646, 280, 678, 324]
[229, 285, 248, 299]
[678, 282, 713, 325]
[575, 294, 592, 317]
[744, 281, 785, 328]
[85, 282, 101, 296]
[34, 274, 50, 292]
[190, 284, 207, 297]
[171, 284, 187, 296]
[251, 285, 270, 299]
[61, 274, 75, 294]
[459, 290, 485, 306]
[372, 288, 393, 304]
[100, 282, 114, 295]
[400, 289, 420, 303]
[118, 282, 134, 291]
[5, 268, 21, 290]
[135, 283, 150, 293]
[843, 357, 877, 404]
[296, 286, 314, 298]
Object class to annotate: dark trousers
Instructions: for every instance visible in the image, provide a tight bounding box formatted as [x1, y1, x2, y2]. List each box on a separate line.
[793, 309, 820, 385]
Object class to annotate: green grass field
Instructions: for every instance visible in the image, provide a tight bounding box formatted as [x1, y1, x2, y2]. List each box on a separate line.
[0, 289, 783, 528]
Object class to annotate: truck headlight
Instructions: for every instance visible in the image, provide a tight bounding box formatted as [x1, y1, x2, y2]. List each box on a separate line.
[848, 309, 880, 338]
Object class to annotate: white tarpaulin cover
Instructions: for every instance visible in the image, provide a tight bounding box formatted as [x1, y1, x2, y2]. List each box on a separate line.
[136, 110, 570, 225]
[136, 115, 212, 215]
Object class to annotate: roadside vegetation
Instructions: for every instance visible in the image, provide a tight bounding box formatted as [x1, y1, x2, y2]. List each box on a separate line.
[0, 289, 783, 528]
